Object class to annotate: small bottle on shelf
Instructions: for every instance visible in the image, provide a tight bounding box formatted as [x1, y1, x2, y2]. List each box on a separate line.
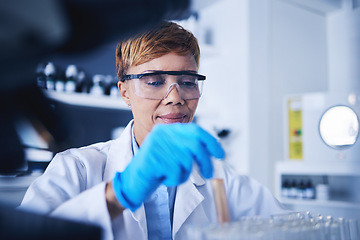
[75, 71, 87, 93]
[65, 65, 78, 93]
[110, 83, 120, 97]
[55, 75, 65, 92]
[90, 75, 104, 96]
[35, 63, 46, 89]
[297, 180, 306, 199]
[103, 75, 114, 96]
[281, 179, 290, 199]
[289, 180, 298, 198]
[316, 175, 329, 201]
[44, 62, 56, 91]
[304, 179, 315, 200]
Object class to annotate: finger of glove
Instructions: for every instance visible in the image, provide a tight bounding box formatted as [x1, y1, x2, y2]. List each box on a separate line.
[158, 144, 194, 186]
[195, 126, 225, 159]
[157, 123, 223, 178]
[162, 161, 193, 186]
[132, 134, 194, 187]
[137, 123, 224, 184]
[152, 124, 214, 180]
[112, 171, 160, 211]
[119, 164, 162, 208]
[165, 123, 225, 160]
[188, 140, 213, 179]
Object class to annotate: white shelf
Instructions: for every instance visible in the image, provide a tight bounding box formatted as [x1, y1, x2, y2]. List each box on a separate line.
[44, 91, 129, 110]
[280, 198, 360, 209]
[276, 161, 360, 176]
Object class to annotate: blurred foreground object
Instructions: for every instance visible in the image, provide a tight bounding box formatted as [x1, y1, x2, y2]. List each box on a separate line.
[191, 212, 360, 240]
[0, 0, 191, 174]
[0, 204, 102, 240]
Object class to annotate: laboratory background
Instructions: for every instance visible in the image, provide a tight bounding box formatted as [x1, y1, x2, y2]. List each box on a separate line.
[1, 0, 360, 238]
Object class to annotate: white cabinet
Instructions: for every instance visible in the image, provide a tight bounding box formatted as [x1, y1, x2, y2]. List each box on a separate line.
[276, 161, 360, 220]
[278, 90, 360, 221]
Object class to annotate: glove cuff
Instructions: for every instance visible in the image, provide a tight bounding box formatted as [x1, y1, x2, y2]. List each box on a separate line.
[112, 172, 141, 212]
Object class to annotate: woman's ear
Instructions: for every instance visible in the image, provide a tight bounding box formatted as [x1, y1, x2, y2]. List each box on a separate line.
[118, 81, 130, 105]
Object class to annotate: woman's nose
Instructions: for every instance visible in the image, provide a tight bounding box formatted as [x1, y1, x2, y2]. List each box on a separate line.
[162, 84, 185, 105]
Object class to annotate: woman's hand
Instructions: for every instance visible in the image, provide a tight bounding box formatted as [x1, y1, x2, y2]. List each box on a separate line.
[111, 123, 225, 212]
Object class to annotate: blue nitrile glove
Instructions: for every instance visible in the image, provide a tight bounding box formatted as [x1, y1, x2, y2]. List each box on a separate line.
[112, 123, 225, 211]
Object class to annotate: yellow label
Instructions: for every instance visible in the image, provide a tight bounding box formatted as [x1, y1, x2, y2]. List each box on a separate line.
[288, 98, 303, 160]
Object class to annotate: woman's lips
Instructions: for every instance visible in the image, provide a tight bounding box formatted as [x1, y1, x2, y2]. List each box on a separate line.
[158, 113, 186, 123]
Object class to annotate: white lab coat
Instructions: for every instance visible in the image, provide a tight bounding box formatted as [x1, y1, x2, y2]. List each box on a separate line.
[20, 120, 288, 240]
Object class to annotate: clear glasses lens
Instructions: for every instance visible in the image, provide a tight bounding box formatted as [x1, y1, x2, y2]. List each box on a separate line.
[132, 74, 204, 100]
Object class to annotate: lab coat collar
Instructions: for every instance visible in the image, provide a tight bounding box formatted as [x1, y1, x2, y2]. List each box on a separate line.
[189, 166, 206, 186]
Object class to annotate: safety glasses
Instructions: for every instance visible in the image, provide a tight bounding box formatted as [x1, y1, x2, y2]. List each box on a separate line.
[121, 71, 206, 100]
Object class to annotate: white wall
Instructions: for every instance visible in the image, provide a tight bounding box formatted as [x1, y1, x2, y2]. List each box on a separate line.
[266, 0, 329, 190]
[191, 0, 360, 194]
[247, 0, 273, 189]
[195, 0, 250, 175]
[247, 0, 360, 192]
[196, 0, 330, 191]
[327, 2, 360, 91]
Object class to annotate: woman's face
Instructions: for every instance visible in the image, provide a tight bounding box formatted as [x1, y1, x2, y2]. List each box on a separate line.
[118, 53, 199, 145]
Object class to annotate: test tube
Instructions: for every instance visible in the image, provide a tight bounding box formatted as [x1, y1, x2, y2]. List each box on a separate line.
[211, 158, 230, 224]
[212, 178, 230, 223]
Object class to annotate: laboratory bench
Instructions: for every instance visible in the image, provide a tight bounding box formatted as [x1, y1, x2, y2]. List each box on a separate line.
[0, 172, 42, 208]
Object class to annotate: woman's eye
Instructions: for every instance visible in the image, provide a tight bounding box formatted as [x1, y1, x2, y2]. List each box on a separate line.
[142, 76, 165, 86]
[147, 81, 163, 86]
[179, 78, 197, 87]
[182, 81, 196, 86]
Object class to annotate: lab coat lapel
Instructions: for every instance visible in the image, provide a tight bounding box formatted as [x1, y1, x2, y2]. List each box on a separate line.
[131, 205, 147, 236]
[104, 120, 134, 181]
[104, 121, 148, 238]
[172, 170, 209, 239]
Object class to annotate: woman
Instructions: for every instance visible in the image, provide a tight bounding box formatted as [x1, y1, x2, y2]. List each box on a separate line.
[20, 22, 287, 240]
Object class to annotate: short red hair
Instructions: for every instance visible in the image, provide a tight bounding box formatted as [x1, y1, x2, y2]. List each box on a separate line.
[116, 21, 200, 80]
